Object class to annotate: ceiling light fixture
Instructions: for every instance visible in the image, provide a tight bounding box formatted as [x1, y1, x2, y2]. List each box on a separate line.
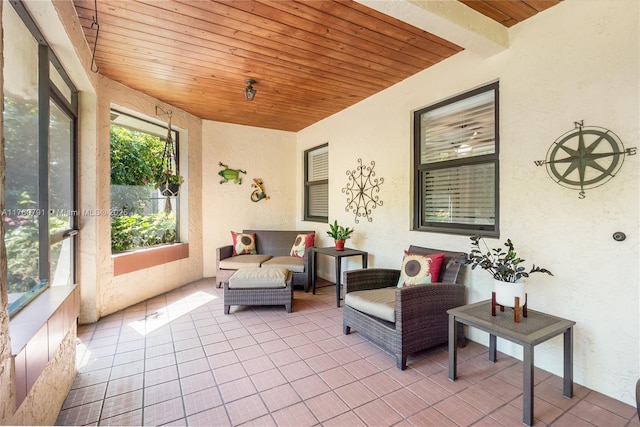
[244, 79, 257, 101]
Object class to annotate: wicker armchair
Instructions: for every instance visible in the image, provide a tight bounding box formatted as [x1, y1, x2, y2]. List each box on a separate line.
[343, 246, 466, 370]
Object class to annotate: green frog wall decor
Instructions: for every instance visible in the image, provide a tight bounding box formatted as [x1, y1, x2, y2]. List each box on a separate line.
[218, 162, 246, 184]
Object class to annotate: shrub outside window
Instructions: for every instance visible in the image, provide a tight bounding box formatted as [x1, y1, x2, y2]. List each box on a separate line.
[110, 111, 180, 252]
[304, 143, 328, 222]
[413, 82, 499, 236]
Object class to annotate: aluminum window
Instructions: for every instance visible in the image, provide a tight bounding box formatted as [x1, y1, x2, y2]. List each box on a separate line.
[304, 143, 328, 222]
[3, 0, 78, 316]
[413, 82, 499, 236]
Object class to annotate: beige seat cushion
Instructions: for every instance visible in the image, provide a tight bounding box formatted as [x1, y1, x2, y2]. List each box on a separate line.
[261, 256, 305, 273]
[219, 254, 272, 270]
[229, 267, 290, 289]
[344, 288, 396, 323]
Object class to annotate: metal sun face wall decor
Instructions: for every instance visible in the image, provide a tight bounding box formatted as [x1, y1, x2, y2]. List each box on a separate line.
[342, 158, 384, 223]
[535, 121, 636, 199]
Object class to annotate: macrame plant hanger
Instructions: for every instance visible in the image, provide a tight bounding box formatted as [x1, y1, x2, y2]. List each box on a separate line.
[157, 108, 178, 214]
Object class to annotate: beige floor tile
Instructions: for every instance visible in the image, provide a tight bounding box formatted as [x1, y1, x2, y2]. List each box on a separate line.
[57, 281, 637, 427]
[306, 390, 350, 422]
[260, 383, 302, 412]
[225, 394, 269, 425]
[271, 401, 319, 427]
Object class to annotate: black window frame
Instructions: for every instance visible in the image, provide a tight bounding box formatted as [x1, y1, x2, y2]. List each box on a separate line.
[412, 82, 500, 237]
[5, 0, 79, 316]
[303, 143, 329, 223]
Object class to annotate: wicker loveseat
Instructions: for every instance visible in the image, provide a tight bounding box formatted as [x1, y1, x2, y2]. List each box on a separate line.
[216, 229, 315, 291]
[343, 246, 466, 370]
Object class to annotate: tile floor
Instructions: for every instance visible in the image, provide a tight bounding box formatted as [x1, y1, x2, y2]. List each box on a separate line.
[56, 278, 638, 426]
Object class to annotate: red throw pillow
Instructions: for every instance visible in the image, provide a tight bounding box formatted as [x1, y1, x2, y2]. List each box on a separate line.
[397, 251, 445, 287]
[231, 231, 257, 256]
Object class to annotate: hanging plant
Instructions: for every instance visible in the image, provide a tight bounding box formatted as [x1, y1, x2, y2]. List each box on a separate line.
[156, 171, 184, 195]
[152, 111, 184, 213]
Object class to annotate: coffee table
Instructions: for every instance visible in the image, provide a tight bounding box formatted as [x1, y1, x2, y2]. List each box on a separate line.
[448, 300, 575, 426]
[309, 247, 368, 307]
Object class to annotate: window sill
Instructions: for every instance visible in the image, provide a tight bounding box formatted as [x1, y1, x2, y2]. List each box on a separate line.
[112, 243, 189, 276]
[9, 284, 79, 355]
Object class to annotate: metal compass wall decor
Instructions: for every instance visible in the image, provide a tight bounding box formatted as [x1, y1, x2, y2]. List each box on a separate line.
[534, 121, 636, 199]
[342, 158, 384, 223]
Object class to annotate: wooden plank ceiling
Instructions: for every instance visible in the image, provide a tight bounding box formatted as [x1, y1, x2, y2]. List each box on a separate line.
[73, 0, 560, 132]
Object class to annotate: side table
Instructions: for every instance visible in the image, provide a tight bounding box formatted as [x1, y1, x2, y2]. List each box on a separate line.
[448, 300, 575, 426]
[310, 247, 368, 307]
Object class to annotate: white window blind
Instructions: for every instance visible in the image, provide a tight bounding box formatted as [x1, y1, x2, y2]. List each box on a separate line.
[305, 144, 328, 221]
[414, 82, 499, 235]
[308, 148, 328, 181]
[308, 183, 328, 217]
[423, 164, 495, 225]
[420, 90, 495, 164]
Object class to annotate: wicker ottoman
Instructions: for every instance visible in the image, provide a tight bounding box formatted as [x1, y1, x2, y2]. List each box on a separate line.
[224, 267, 293, 314]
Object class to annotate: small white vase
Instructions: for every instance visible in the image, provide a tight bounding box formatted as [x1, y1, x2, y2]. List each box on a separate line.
[494, 279, 526, 307]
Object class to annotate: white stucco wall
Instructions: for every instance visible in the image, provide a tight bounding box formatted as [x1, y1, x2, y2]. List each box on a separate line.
[296, 0, 639, 405]
[201, 121, 297, 277]
[96, 77, 204, 318]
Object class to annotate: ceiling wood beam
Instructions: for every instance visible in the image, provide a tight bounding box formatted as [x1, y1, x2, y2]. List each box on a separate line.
[357, 0, 509, 57]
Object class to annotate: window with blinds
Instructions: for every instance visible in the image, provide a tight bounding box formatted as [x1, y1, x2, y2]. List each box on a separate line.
[413, 82, 499, 236]
[304, 143, 328, 222]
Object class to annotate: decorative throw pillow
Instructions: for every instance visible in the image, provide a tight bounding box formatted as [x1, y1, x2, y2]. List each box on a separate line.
[290, 233, 315, 258]
[397, 251, 445, 287]
[231, 231, 257, 256]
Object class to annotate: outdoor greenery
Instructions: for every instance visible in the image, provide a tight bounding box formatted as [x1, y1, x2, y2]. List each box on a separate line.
[464, 235, 553, 283]
[110, 126, 164, 187]
[109, 123, 178, 252]
[4, 108, 180, 293]
[4, 193, 68, 293]
[111, 213, 177, 252]
[4, 97, 37, 211]
[5, 215, 39, 293]
[4, 96, 73, 295]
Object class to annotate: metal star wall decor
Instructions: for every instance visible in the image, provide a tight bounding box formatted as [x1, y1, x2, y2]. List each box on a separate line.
[342, 158, 384, 223]
[534, 121, 636, 199]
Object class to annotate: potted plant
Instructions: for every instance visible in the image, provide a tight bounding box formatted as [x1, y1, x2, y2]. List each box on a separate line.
[464, 235, 553, 307]
[326, 220, 354, 251]
[154, 169, 185, 197]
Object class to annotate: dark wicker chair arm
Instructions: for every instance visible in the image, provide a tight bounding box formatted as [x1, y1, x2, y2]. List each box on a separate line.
[216, 245, 233, 264]
[396, 283, 466, 319]
[344, 268, 401, 293]
[303, 246, 314, 271]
